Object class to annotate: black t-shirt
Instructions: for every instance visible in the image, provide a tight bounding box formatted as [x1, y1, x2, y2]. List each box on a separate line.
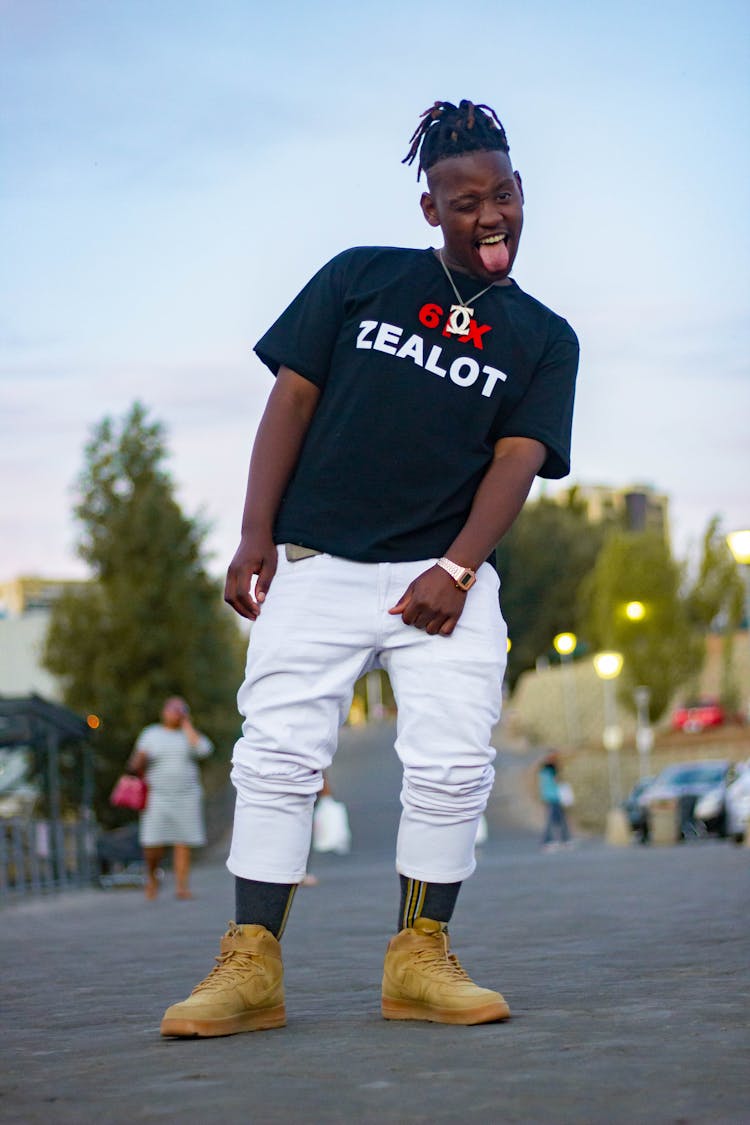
[255, 246, 578, 563]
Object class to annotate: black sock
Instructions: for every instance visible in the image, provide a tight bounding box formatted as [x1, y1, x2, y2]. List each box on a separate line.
[398, 875, 462, 930]
[235, 877, 297, 939]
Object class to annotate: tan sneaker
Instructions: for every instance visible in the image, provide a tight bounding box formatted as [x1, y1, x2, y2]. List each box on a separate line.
[381, 916, 510, 1025]
[160, 923, 286, 1038]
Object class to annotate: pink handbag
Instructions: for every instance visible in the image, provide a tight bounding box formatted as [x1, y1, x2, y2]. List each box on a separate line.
[109, 774, 148, 811]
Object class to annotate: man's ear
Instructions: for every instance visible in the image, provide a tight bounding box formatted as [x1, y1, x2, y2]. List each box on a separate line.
[420, 191, 441, 228]
[514, 171, 524, 204]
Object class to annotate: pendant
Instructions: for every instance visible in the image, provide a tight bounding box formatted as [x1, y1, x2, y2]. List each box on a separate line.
[445, 304, 474, 335]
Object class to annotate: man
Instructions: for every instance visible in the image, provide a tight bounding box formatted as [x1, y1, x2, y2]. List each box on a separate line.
[161, 99, 578, 1036]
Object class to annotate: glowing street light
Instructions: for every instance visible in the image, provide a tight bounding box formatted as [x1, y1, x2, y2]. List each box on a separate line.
[553, 632, 577, 656]
[625, 601, 646, 622]
[726, 529, 750, 566]
[592, 651, 624, 681]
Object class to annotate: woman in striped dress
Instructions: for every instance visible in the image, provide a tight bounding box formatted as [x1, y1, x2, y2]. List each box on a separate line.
[129, 697, 213, 900]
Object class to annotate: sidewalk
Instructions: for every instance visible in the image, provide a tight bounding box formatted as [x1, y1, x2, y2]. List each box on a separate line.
[2, 832, 747, 1124]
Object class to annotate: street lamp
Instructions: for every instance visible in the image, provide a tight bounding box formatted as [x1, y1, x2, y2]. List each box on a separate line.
[593, 650, 629, 845]
[553, 632, 580, 746]
[621, 601, 653, 777]
[727, 529, 750, 719]
[633, 686, 654, 779]
[726, 530, 750, 610]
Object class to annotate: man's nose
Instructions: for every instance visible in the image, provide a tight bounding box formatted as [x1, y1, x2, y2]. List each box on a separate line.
[478, 198, 503, 227]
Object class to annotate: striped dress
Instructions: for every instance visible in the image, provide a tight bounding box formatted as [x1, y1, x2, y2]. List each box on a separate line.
[136, 724, 213, 847]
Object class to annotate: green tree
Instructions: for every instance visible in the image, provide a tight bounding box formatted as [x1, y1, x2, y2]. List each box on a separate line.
[496, 495, 608, 688]
[43, 403, 246, 825]
[579, 529, 702, 720]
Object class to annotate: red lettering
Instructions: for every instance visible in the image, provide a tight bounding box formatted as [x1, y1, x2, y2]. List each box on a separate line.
[418, 302, 443, 329]
[461, 319, 492, 350]
[440, 317, 492, 350]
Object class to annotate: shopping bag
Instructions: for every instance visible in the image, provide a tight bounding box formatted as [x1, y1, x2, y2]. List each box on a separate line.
[558, 782, 575, 808]
[312, 795, 351, 854]
[109, 774, 148, 811]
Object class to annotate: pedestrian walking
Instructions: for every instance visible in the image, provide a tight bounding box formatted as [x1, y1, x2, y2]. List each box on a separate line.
[161, 98, 578, 1037]
[129, 696, 213, 900]
[538, 754, 572, 850]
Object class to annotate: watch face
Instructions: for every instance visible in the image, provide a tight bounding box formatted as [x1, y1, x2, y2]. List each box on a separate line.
[458, 572, 473, 589]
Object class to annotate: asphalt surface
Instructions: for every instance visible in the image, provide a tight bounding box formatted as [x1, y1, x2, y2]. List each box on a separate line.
[2, 722, 748, 1125]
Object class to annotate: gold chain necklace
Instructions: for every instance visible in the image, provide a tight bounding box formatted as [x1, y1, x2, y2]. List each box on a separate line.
[437, 250, 496, 336]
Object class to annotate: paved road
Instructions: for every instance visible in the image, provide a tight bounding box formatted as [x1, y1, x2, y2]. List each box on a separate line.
[2, 723, 748, 1124]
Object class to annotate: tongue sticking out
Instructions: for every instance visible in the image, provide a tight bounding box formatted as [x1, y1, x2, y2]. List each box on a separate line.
[478, 239, 509, 273]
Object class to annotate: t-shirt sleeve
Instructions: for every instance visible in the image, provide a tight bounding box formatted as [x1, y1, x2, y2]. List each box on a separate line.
[135, 726, 155, 760]
[494, 317, 579, 478]
[253, 252, 349, 388]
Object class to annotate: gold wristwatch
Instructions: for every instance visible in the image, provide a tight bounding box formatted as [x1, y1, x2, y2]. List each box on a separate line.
[436, 557, 477, 591]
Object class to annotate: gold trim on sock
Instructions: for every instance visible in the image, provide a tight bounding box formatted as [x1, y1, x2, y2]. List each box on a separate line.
[414, 881, 426, 925]
[401, 879, 410, 929]
[402, 878, 415, 929]
[276, 885, 297, 940]
[403, 878, 427, 929]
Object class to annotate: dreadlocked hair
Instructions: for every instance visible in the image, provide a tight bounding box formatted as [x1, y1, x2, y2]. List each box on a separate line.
[402, 100, 509, 181]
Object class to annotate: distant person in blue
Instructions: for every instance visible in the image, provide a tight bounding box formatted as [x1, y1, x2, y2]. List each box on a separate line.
[538, 754, 571, 850]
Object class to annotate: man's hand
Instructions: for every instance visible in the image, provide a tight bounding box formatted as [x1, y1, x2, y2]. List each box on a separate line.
[224, 531, 278, 620]
[388, 564, 468, 636]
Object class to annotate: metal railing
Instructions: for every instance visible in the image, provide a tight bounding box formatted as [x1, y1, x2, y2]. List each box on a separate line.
[0, 813, 97, 899]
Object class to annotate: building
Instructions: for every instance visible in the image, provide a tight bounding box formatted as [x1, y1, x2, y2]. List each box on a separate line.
[0, 576, 89, 618]
[552, 483, 670, 540]
[0, 576, 89, 699]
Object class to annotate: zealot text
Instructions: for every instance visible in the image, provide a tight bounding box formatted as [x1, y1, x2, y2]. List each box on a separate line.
[356, 320, 508, 399]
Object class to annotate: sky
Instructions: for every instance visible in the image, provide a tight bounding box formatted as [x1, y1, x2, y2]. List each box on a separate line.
[2, 0, 749, 583]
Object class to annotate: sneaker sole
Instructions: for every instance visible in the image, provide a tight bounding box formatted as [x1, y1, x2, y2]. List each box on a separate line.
[381, 997, 510, 1025]
[160, 1004, 287, 1038]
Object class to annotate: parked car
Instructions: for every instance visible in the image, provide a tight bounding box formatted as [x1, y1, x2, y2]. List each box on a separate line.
[622, 776, 655, 840]
[671, 699, 725, 734]
[638, 760, 731, 838]
[695, 760, 750, 842]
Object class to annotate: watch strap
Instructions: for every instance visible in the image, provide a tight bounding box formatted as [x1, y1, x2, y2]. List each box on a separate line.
[436, 557, 477, 591]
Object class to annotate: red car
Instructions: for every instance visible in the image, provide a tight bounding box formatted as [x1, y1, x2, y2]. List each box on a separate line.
[671, 699, 725, 734]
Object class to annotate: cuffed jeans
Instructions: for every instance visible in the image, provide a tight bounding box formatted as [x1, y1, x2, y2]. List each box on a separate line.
[227, 548, 507, 884]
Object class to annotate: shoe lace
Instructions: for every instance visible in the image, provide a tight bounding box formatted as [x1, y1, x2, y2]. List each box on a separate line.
[447, 952, 471, 981]
[192, 950, 262, 995]
[413, 935, 473, 982]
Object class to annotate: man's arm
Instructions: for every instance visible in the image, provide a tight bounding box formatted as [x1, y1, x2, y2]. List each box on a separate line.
[389, 436, 546, 636]
[224, 366, 321, 620]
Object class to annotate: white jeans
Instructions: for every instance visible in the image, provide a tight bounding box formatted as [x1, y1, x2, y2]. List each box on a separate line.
[227, 548, 506, 884]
